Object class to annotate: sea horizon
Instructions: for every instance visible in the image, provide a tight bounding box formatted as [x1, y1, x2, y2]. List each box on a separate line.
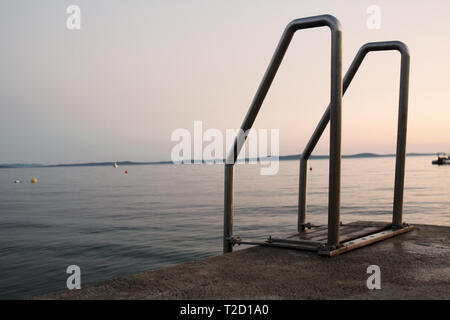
[0, 152, 438, 169]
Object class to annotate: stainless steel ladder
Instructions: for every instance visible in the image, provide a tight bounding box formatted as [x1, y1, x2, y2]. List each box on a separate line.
[223, 15, 413, 256]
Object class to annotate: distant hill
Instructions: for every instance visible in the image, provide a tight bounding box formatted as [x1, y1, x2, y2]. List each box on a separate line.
[0, 153, 436, 169]
[278, 152, 435, 161]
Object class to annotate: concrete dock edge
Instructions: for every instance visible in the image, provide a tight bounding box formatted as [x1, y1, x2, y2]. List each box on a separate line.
[36, 224, 450, 300]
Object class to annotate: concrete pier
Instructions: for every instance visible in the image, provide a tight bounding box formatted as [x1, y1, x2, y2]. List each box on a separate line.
[37, 224, 449, 300]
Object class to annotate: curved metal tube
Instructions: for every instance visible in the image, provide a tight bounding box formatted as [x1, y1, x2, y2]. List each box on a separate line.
[224, 15, 343, 253]
[298, 41, 410, 231]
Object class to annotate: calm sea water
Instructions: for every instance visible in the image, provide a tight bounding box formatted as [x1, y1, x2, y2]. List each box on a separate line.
[0, 156, 449, 299]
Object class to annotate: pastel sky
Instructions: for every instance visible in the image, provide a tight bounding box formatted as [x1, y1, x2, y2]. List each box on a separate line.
[0, 0, 449, 163]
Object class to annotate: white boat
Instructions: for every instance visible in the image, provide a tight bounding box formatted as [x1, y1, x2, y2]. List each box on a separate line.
[113, 162, 119, 168]
[432, 153, 449, 165]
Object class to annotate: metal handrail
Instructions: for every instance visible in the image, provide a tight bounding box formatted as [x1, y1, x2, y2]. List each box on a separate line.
[298, 41, 410, 231]
[224, 15, 343, 253]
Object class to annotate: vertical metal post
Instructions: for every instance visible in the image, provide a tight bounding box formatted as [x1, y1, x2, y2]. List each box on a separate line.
[392, 50, 410, 227]
[298, 158, 308, 231]
[327, 27, 343, 248]
[224, 164, 234, 253]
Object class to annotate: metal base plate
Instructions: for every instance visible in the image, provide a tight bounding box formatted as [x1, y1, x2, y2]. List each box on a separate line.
[318, 225, 414, 256]
[234, 221, 414, 257]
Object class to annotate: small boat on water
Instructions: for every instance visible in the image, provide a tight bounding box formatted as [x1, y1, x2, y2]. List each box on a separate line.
[432, 153, 450, 165]
[113, 162, 119, 168]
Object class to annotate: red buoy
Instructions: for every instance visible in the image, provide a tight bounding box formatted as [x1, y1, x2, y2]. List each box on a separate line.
[309, 167, 312, 171]
[125, 170, 128, 174]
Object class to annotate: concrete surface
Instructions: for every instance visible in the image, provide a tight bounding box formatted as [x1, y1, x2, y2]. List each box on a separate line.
[37, 224, 449, 299]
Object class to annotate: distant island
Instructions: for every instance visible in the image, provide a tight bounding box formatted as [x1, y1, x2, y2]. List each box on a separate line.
[0, 153, 435, 169]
